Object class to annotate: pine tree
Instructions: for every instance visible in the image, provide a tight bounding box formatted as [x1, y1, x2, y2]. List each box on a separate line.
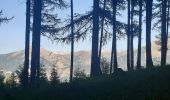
[39, 64, 48, 87]
[50, 65, 60, 87]
[16, 66, 23, 87]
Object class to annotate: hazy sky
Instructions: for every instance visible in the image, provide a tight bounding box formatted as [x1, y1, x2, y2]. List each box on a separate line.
[0, 0, 157, 54]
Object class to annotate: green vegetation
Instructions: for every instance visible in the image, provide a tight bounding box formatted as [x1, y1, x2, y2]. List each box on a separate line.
[0, 65, 170, 100]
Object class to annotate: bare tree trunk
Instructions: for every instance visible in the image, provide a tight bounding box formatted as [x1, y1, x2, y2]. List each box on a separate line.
[99, 0, 106, 72]
[24, 0, 30, 88]
[127, 0, 131, 71]
[30, 0, 42, 88]
[70, 0, 74, 82]
[137, 0, 142, 69]
[130, 1, 134, 70]
[161, 0, 167, 66]
[167, 1, 169, 42]
[146, 0, 154, 68]
[110, 0, 118, 74]
[167, 1, 170, 52]
[91, 0, 101, 76]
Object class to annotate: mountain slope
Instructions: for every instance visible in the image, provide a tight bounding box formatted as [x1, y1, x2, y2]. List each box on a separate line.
[0, 41, 169, 79]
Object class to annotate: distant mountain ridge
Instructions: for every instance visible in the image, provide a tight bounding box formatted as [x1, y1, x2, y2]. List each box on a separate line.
[0, 41, 170, 79]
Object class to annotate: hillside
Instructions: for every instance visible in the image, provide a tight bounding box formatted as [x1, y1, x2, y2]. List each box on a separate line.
[0, 41, 170, 80]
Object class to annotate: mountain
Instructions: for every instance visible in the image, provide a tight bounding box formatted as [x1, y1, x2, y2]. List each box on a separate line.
[0, 41, 170, 80]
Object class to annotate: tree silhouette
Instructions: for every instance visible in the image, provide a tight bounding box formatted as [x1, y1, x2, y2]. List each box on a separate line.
[30, 0, 42, 88]
[50, 65, 60, 87]
[39, 64, 48, 87]
[38, 0, 126, 75]
[145, 0, 154, 68]
[161, 0, 168, 66]
[110, 0, 118, 73]
[127, 0, 131, 71]
[152, 0, 169, 66]
[130, 0, 135, 70]
[23, 0, 31, 88]
[137, 0, 143, 69]
[70, 0, 74, 82]
[91, 0, 102, 76]
[167, 0, 170, 46]
[99, 0, 107, 73]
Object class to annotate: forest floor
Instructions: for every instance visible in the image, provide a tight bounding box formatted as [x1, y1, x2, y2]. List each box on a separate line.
[0, 65, 170, 100]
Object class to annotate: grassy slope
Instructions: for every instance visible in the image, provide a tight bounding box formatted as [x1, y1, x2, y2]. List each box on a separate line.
[0, 65, 170, 100]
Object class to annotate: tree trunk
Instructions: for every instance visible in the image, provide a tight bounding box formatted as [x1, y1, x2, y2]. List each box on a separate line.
[167, 1, 169, 42]
[167, 1, 169, 52]
[127, 0, 131, 71]
[91, 0, 101, 76]
[30, 0, 42, 88]
[24, 0, 30, 88]
[110, 0, 118, 74]
[70, 0, 74, 82]
[146, 0, 154, 68]
[99, 0, 106, 72]
[130, 0, 134, 70]
[137, 0, 142, 69]
[161, 0, 167, 66]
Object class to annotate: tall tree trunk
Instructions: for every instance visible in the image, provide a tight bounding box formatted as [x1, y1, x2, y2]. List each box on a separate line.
[137, 0, 142, 69]
[30, 0, 42, 87]
[167, 1, 169, 50]
[161, 0, 167, 66]
[127, 0, 131, 71]
[24, 0, 30, 88]
[91, 0, 101, 76]
[70, 0, 74, 82]
[130, 0, 134, 70]
[99, 0, 106, 72]
[167, 1, 169, 42]
[146, 0, 154, 68]
[110, 0, 118, 74]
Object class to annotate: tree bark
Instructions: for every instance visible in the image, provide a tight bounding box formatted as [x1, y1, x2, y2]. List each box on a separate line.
[137, 0, 142, 69]
[110, 0, 118, 74]
[127, 0, 131, 71]
[130, 0, 134, 70]
[99, 0, 106, 73]
[30, 0, 42, 87]
[24, 0, 30, 88]
[146, 0, 154, 68]
[161, 0, 167, 66]
[91, 0, 101, 76]
[70, 0, 74, 82]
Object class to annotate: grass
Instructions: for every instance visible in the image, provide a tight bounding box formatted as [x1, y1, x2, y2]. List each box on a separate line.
[0, 65, 170, 100]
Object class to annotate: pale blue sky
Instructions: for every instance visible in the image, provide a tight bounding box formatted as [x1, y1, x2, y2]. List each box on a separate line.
[0, 0, 157, 54]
